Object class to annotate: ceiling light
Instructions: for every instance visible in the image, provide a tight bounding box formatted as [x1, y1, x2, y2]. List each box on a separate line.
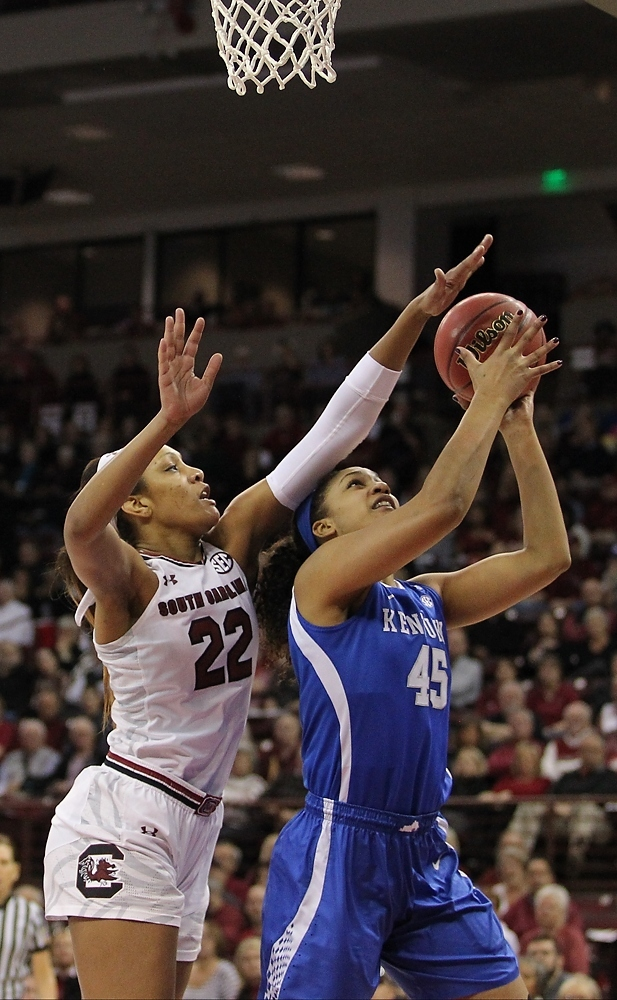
[64, 124, 114, 142]
[314, 228, 336, 241]
[274, 164, 325, 182]
[44, 188, 93, 206]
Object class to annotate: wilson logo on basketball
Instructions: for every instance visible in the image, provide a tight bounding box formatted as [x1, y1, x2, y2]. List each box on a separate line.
[210, 552, 234, 574]
[77, 843, 124, 899]
[455, 310, 514, 366]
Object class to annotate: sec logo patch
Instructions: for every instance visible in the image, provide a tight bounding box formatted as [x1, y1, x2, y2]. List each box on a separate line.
[210, 552, 234, 574]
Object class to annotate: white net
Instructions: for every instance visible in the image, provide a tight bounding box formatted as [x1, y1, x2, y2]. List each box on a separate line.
[210, 0, 342, 95]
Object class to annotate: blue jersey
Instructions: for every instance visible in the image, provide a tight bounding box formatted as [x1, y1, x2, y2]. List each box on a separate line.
[289, 579, 453, 815]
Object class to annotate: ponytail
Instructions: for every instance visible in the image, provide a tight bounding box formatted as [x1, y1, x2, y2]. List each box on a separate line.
[54, 457, 148, 724]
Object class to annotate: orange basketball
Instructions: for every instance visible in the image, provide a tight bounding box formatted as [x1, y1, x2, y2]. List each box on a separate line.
[434, 292, 545, 403]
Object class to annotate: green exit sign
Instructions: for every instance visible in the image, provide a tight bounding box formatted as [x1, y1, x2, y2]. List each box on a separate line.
[542, 169, 570, 194]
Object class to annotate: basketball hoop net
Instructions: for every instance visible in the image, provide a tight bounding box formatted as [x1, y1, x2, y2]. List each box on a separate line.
[210, 0, 341, 95]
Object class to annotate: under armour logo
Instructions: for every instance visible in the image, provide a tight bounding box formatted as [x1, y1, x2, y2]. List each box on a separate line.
[141, 826, 158, 837]
[163, 575, 177, 586]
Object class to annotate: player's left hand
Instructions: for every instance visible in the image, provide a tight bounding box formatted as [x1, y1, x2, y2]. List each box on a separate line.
[415, 233, 494, 318]
[158, 308, 222, 426]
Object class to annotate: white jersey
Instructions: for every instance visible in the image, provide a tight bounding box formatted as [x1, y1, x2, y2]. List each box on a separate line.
[93, 543, 257, 797]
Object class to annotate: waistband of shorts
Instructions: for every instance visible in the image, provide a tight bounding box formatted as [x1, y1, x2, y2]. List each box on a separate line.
[104, 751, 222, 816]
[305, 792, 440, 833]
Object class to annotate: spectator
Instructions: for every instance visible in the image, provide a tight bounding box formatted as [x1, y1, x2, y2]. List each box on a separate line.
[486, 845, 529, 917]
[481, 681, 530, 747]
[62, 355, 100, 431]
[475, 656, 518, 719]
[0, 695, 17, 762]
[0, 717, 61, 797]
[33, 649, 67, 695]
[551, 731, 617, 870]
[223, 739, 268, 808]
[51, 926, 80, 1000]
[0, 834, 57, 999]
[184, 919, 242, 1000]
[487, 709, 542, 780]
[519, 885, 590, 975]
[556, 973, 602, 999]
[49, 716, 103, 799]
[207, 876, 245, 958]
[239, 884, 265, 942]
[448, 627, 483, 711]
[488, 741, 551, 798]
[525, 610, 565, 673]
[53, 616, 82, 675]
[526, 654, 578, 733]
[504, 857, 584, 940]
[449, 746, 492, 796]
[568, 605, 616, 687]
[260, 713, 303, 785]
[540, 701, 595, 781]
[517, 954, 542, 999]
[0, 579, 34, 647]
[234, 936, 261, 1000]
[0, 642, 33, 718]
[598, 668, 617, 736]
[31, 686, 68, 752]
[524, 934, 568, 1000]
[260, 404, 303, 469]
[109, 346, 152, 427]
[251, 833, 278, 889]
[211, 841, 249, 907]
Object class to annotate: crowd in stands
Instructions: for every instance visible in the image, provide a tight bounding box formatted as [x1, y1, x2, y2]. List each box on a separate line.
[0, 312, 616, 997]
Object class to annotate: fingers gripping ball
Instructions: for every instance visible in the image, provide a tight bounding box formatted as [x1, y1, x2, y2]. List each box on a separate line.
[434, 292, 546, 402]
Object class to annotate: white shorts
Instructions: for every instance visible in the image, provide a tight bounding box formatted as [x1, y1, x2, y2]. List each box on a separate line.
[44, 764, 223, 962]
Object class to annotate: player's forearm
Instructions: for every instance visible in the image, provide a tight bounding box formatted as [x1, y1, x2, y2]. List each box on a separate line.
[369, 297, 431, 370]
[65, 409, 181, 543]
[419, 391, 509, 523]
[502, 422, 571, 573]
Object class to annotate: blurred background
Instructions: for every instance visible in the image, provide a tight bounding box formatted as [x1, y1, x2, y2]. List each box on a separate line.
[1, 2, 617, 997]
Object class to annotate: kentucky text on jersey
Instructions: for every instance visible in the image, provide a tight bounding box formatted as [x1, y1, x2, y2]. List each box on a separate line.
[158, 576, 247, 617]
[289, 581, 453, 815]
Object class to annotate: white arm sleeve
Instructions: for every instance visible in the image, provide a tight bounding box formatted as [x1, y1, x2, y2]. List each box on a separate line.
[266, 352, 401, 510]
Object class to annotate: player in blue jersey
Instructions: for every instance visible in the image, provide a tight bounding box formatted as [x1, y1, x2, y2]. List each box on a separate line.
[255, 314, 570, 1000]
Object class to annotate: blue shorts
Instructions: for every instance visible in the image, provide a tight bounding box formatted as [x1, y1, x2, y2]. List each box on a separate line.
[260, 793, 518, 1000]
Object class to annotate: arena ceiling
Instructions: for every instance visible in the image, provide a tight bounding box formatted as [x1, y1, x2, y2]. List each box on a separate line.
[1, 0, 617, 231]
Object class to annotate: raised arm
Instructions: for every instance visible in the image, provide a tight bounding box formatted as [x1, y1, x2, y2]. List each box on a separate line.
[417, 392, 571, 628]
[213, 236, 494, 576]
[65, 310, 221, 603]
[295, 315, 562, 616]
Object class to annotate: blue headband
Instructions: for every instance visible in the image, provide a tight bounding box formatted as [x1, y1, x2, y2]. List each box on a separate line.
[294, 491, 319, 553]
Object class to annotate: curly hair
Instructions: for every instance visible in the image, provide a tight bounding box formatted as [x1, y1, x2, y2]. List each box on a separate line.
[254, 467, 341, 665]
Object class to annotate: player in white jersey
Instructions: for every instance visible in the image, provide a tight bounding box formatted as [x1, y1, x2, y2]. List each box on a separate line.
[43, 238, 494, 1000]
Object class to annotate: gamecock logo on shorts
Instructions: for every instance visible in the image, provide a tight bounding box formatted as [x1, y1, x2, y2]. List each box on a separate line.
[77, 843, 124, 899]
[210, 551, 234, 574]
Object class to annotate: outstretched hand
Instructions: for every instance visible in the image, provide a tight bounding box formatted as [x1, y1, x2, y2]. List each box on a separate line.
[456, 313, 560, 411]
[158, 309, 222, 427]
[416, 234, 494, 318]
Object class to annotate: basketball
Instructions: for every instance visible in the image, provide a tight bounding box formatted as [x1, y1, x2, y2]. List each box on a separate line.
[434, 292, 545, 403]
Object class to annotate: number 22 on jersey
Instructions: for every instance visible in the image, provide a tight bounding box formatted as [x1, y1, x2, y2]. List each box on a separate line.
[406, 644, 448, 709]
[189, 607, 254, 691]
